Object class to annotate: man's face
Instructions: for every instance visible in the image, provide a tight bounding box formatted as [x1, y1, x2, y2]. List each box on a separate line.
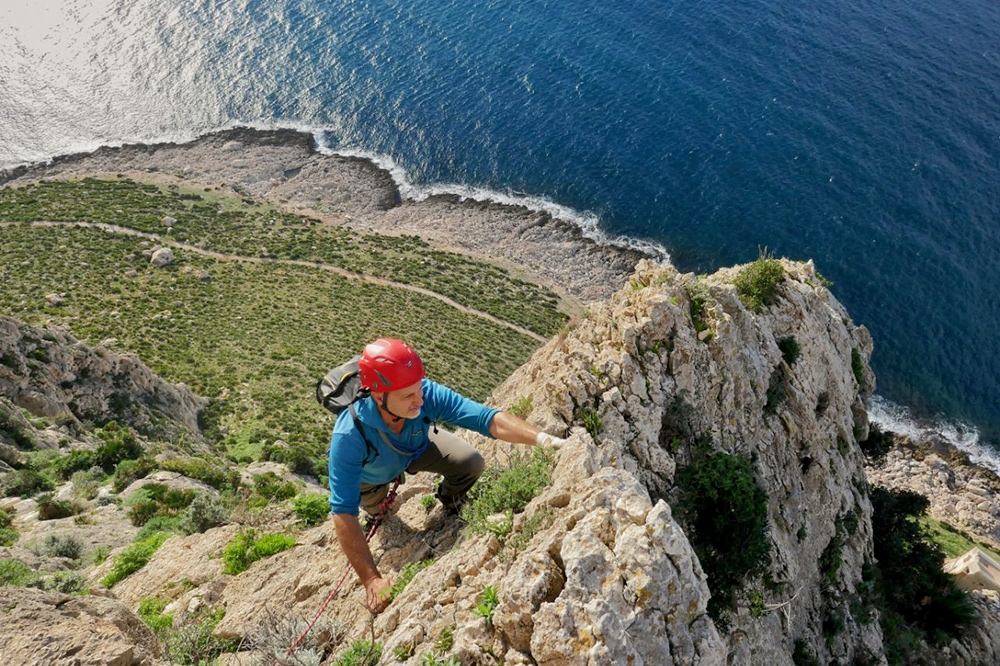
[383, 382, 423, 419]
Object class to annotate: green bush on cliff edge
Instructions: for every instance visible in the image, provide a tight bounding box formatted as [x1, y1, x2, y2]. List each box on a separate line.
[734, 252, 785, 313]
[675, 449, 771, 625]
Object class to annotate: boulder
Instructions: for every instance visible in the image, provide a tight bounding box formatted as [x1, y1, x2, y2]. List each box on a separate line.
[150, 248, 174, 267]
[0, 587, 166, 665]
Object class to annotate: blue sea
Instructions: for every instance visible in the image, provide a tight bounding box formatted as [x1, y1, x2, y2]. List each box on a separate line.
[2, 0, 998, 461]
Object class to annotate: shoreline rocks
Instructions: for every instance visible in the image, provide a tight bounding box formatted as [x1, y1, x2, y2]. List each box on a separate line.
[0, 127, 655, 304]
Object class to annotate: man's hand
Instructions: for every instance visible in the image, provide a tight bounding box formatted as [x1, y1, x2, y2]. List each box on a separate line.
[363, 576, 393, 613]
[535, 431, 568, 449]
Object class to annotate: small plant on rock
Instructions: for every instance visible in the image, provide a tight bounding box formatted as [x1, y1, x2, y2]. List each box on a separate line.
[734, 251, 785, 313]
[40, 534, 83, 560]
[222, 528, 296, 575]
[778, 336, 800, 366]
[389, 558, 435, 601]
[292, 492, 329, 527]
[101, 532, 170, 588]
[463, 447, 554, 542]
[35, 493, 83, 520]
[474, 586, 500, 626]
[0, 508, 17, 547]
[334, 640, 381, 666]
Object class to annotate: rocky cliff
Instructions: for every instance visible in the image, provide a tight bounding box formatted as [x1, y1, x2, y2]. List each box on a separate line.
[3, 257, 998, 665]
[0, 315, 206, 449]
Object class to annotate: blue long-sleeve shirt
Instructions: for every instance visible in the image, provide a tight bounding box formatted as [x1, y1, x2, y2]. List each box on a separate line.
[327, 378, 498, 515]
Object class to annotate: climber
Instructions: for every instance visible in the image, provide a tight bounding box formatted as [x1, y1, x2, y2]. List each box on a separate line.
[327, 337, 566, 613]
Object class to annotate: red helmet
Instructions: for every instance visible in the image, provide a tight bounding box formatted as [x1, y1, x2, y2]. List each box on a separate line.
[359, 338, 425, 392]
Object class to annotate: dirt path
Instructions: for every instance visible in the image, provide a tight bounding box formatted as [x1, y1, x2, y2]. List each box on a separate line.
[7, 220, 547, 343]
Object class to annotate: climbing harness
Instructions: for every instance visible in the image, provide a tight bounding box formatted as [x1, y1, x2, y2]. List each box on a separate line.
[283, 478, 401, 658]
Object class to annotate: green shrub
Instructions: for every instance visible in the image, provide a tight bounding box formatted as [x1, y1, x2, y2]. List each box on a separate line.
[36, 570, 87, 593]
[851, 348, 865, 386]
[506, 508, 555, 554]
[389, 558, 435, 600]
[159, 457, 239, 491]
[764, 366, 788, 415]
[778, 337, 800, 366]
[165, 606, 240, 664]
[434, 626, 454, 652]
[292, 492, 329, 527]
[101, 532, 170, 588]
[260, 443, 323, 478]
[70, 470, 101, 500]
[0, 558, 84, 592]
[675, 450, 771, 625]
[125, 483, 198, 527]
[184, 492, 228, 533]
[0, 558, 36, 586]
[0, 509, 14, 546]
[128, 500, 162, 526]
[473, 586, 499, 626]
[734, 253, 785, 312]
[463, 447, 554, 541]
[509, 396, 533, 419]
[870, 487, 977, 646]
[93, 422, 144, 472]
[251, 472, 298, 503]
[3, 468, 55, 498]
[685, 280, 712, 337]
[137, 596, 174, 635]
[135, 514, 187, 541]
[112, 456, 156, 492]
[0, 528, 17, 547]
[859, 423, 895, 467]
[0, 407, 37, 449]
[577, 406, 602, 439]
[222, 529, 296, 575]
[41, 534, 83, 560]
[91, 545, 111, 565]
[53, 450, 97, 479]
[35, 493, 83, 520]
[334, 640, 381, 666]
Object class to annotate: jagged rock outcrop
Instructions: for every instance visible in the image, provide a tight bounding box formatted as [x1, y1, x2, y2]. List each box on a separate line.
[0, 315, 206, 441]
[484, 258, 883, 664]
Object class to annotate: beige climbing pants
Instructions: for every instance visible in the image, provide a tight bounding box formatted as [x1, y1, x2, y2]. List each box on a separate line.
[359, 427, 485, 514]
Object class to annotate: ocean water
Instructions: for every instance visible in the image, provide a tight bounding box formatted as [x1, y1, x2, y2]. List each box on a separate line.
[2, 0, 998, 451]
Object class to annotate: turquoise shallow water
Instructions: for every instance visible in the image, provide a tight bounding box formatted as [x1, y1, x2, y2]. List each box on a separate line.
[2, 0, 998, 443]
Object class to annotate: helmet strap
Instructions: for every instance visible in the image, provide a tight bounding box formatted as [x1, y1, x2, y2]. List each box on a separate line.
[380, 392, 405, 423]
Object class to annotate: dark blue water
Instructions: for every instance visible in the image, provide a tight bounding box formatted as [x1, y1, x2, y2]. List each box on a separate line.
[2, 0, 999, 444]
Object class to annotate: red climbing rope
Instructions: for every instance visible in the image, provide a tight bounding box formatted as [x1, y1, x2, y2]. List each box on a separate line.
[283, 479, 400, 659]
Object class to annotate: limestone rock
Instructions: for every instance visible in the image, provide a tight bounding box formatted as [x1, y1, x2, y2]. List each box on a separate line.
[0, 315, 207, 441]
[0, 587, 166, 665]
[150, 247, 174, 267]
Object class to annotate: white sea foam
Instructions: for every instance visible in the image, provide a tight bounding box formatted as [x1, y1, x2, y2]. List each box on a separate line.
[868, 395, 1000, 477]
[314, 134, 672, 263]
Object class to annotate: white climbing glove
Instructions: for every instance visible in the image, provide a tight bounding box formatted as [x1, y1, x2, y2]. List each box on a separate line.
[535, 431, 567, 449]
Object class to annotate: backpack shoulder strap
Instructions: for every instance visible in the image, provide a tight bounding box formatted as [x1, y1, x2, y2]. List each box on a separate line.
[349, 404, 379, 465]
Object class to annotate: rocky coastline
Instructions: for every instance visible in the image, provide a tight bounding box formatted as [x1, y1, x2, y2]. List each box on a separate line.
[0, 127, 653, 305]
